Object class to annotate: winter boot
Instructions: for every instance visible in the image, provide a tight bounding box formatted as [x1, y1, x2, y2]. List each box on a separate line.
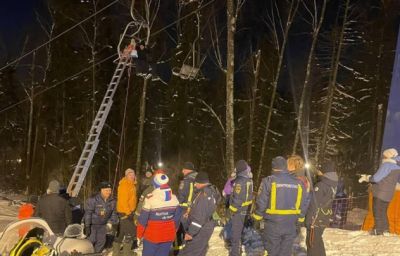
[112, 242, 121, 256]
[122, 242, 135, 256]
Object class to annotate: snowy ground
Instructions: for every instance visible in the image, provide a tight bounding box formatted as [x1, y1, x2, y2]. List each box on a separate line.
[1, 197, 399, 256]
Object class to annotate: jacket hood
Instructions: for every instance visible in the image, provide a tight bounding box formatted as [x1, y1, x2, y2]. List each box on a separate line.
[382, 158, 397, 164]
[185, 171, 198, 179]
[320, 175, 338, 187]
[119, 176, 137, 186]
[152, 187, 173, 201]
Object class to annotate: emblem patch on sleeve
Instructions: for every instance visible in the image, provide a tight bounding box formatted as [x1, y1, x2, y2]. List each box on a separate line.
[234, 183, 241, 194]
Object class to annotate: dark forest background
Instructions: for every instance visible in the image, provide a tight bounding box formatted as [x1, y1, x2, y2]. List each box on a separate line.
[0, 0, 399, 197]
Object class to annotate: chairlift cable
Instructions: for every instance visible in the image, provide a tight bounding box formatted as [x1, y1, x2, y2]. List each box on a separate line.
[0, 0, 121, 72]
[0, 0, 218, 115]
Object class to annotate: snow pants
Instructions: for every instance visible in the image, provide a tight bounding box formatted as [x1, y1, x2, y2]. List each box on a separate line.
[306, 226, 325, 256]
[229, 212, 246, 256]
[373, 197, 389, 234]
[179, 221, 215, 256]
[89, 224, 107, 253]
[142, 239, 172, 256]
[263, 221, 297, 256]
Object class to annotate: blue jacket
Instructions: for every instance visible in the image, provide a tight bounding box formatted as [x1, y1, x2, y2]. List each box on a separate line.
[229, 171, 253, 213]
[84, 193, 118, 226]
[253, 170, 307, 224]
[370, 160, 400, 183]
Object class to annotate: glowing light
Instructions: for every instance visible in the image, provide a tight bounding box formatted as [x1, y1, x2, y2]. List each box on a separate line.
[16, 158, 22, 164]
[157, 162, 163, 168]
[305, 163, 310, 169]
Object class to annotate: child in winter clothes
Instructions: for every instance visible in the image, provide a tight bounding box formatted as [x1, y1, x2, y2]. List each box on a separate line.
[137, 173, 180, 256]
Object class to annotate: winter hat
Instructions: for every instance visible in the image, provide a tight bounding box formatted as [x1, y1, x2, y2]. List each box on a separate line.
[47, 180, 60, 194]
[271, 156, 287, 170]
[154, 169, 165, 175]
[383, 148, 398, 159]
[153, 173, 169, 188]
[319, 161, 336, 174]
[195, 171, 210, 184]
[125, 168, 135, 176]
[235, 160, 249, 174]
[98, 181, 112, 190]
[183, 162, 195, 171]
[145, 169, 153, 178]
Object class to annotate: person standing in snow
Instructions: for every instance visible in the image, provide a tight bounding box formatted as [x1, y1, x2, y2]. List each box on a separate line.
[305, 161, 338, 256]
[229, 160, 253, 256]
[252, 156, 307, 256]
[84, 181, 118, 253]
[135, 169, 165, 220]
[137, 173, 180, 256]
[113, 168, 138, 256]
[34, 180, 72, 235]
[359, 148, 400, 235]
[174, 162, 198, 254]
[222, 171, 236, 209]
[287, 155, 311, 254]
[179, 171, 220, 256]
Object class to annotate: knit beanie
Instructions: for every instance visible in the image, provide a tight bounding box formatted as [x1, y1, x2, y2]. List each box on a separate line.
[319, 161, 336, 174]
[383, 148, 398, 159]
[271, 156, 287, 170]
[183, 162, 195, 171]
[153, 173, 169, 188]
[195, 171, 210, 184]
[125, 168, 135, 176]
[235, 160, 249, 174]
[47, 180, 60, 194]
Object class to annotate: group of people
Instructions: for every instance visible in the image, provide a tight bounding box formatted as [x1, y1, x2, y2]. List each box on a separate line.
[25, 147, 400, 256]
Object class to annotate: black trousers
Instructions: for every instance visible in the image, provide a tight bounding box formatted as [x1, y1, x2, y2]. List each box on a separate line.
[115, 217, 137, 243]
[373, 197, 390, 234]
[306, 226, 325, 256]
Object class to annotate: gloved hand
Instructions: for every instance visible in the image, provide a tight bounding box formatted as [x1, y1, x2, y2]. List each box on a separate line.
[358, 174, 371, 183]
[84, 225, 91, 237]
[106, 222, 113, 231]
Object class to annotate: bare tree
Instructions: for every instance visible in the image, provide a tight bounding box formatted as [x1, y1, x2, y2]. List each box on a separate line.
[256, 0, 300, 183]
[292, 0, 328, 155]
[247, 50, 261, 164]
[315, 0, 350, 163]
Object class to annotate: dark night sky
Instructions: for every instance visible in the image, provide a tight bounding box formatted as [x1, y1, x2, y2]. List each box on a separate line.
[0, 0, 50, 65]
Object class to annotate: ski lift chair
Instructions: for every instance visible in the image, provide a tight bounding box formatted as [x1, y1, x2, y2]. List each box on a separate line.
[172, 45, 206, 80]
[116, 21, 145, 64]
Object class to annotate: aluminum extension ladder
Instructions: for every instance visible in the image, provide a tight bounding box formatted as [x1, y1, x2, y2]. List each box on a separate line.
[67, 55, 130, 197]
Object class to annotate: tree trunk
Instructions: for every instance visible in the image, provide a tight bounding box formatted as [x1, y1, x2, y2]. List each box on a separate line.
[256, 0, 299, 183]
[136, 78, 149, 178]
[26, 51, 36, 193]
[226, 0, 235, 177]
[247, 50, 261, 164]
[292, 0, 327, 155]
[373, 104, 384, 169]
[41, 127, 47, 193]
[316, 0, 350, 163]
